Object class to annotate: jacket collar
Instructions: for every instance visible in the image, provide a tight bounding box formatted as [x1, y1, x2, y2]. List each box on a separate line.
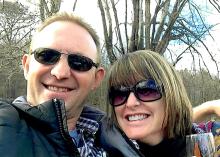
[12, 96, 66, 125]
[12, 96, 68, 135]
[12, 96, 105, 133]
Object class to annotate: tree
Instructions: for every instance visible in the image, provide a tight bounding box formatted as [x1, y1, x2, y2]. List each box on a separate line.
[38, 0, 78, 21]
[0, 1, 38, 97]
[180, 69, 220, 106]
[97, 0, 219, 76]
[209, 0, 220, 13]
[38, 0, 61, 21]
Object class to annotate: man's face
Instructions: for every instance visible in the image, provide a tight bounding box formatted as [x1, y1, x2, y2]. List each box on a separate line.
[22, 21, 104, 117]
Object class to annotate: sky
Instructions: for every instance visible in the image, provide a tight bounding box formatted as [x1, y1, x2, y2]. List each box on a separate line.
[60, 0, 103, 37]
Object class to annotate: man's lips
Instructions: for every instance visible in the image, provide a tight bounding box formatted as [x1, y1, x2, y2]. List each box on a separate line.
[44, 84, 73, 92]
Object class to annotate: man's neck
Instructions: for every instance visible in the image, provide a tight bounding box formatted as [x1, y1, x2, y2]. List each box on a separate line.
[66, 105, 84, 131]
[67, 117, 78, 131]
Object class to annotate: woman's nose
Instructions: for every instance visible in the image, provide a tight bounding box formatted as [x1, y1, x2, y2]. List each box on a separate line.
[125, 92, 140, 107]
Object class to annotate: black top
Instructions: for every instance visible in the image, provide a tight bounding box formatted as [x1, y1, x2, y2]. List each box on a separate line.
[138, 137, 186, 157]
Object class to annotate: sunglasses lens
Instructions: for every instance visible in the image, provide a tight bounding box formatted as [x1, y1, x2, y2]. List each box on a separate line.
[68, 55, 93, 71]
[109, 80, 162, 106]
[34, 48, 60, 65]
[33, 48, 97, 72]
[109, 87, 129, 106]
[136, 80, 161, 102]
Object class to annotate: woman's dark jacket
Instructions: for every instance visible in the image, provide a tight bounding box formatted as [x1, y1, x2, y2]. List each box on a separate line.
[99, 116, 220, 157]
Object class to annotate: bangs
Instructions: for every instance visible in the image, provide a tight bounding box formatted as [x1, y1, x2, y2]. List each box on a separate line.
[109, 54, 151, 87]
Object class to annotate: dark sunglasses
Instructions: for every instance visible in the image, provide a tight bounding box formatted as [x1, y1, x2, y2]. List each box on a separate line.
[108, 79, 162, 106]
[31, 48, 99, 71]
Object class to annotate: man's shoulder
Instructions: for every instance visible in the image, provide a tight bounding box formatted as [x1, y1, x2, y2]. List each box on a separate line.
[0, 98, 14, 104]
[0, 98, 14, 109]
[0, 98, 21, 125]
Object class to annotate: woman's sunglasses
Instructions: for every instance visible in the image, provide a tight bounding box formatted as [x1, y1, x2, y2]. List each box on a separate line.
[108, 79, 162, 106]
[31, 48, 99, 72]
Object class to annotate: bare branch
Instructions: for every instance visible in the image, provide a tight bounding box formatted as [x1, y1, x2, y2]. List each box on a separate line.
[129, 0, 140, 52]
[124, 0, 129, 51]
[98, 0, 116, 63]
[110, 0, 125, 54]
[153, 0, 170, 48]
[145, 0, 151, 49]
[209, 0, 220, 13]
[72, 0, 78, 12]
[156, 0, 188, 54]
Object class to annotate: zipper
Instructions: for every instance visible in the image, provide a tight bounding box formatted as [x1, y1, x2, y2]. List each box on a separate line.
[53, 99, 81, 157]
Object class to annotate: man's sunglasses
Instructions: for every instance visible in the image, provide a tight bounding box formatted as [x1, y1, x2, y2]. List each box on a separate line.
[108, 79, 162, 106]
[31, 48, 99, 71]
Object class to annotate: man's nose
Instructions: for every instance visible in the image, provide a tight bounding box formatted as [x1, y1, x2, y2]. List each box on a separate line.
[50, 55, 71, 79]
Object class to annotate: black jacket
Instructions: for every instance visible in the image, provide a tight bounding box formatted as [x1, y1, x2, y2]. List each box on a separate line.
[99, 115, 220, 157]
[98, 116, 142, 157]
[0, 97, 152, 157]
[0, 97, 106, 157]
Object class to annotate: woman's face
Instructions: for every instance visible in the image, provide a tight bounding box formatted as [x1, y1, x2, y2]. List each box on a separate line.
[112, 80, 166, 146]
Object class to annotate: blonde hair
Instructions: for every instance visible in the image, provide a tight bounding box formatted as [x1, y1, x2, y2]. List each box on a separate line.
[30, 12, 101, 63]
[107, 50, 192, 138]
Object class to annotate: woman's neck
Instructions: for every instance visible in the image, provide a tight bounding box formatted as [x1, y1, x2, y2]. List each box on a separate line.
[138, 131, 165, 146]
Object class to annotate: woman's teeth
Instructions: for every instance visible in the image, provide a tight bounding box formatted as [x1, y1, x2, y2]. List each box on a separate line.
[128, 114, 148, 121]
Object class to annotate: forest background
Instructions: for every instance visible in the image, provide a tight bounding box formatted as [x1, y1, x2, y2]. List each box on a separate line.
[0, 0, 220, 114]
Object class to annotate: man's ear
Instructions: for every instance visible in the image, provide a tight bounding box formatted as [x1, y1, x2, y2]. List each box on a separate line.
[22, 54, 30, 80]
[92, 67, 105, 90]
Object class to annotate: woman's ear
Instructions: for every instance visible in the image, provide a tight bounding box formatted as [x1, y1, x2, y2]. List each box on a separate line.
[92, 67, 105, 90]
[22, 54, 30, 80]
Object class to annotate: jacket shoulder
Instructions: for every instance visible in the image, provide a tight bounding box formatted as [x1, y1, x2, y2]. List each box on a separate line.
[0, 99, 20, 126]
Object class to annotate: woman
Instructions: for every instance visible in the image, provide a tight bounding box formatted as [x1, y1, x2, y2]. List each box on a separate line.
[105, 50, 218, 156]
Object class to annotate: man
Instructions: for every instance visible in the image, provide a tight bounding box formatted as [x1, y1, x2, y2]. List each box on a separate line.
[0, 12, 106, 156]
[0, 11, 149, 157]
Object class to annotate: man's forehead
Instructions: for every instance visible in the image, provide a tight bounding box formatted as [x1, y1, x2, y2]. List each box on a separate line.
[31, 21, 94, 48]
[34, 21, 81, 38]
[30, 21, 98, 60]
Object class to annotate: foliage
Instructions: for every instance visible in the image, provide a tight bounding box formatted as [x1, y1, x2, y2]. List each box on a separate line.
[0, 1, 38, 78]
[0, 1, 38, 98]
[179, 69, 220, 106]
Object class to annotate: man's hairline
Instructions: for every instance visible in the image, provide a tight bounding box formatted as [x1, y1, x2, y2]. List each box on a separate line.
[30, 21, 100, 63]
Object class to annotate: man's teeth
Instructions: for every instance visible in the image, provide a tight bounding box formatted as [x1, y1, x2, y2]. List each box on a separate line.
[48, 86, 68, 92]
[128, 114, 147, 121]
